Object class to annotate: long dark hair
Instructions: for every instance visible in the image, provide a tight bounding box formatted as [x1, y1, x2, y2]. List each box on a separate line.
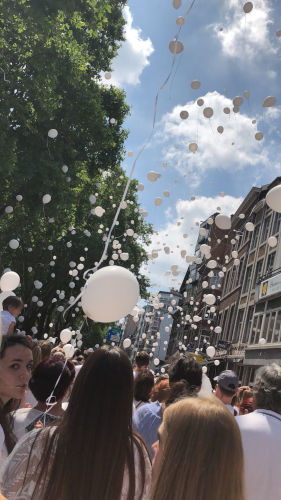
[24, 346, 149, 499]
[0, 335, 32, 453]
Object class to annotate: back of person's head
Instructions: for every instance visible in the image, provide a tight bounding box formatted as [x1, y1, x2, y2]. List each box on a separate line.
[2, 296, 23, 311]
[38, 340, 52, 361]
[135, 350, 150, 369]
[151, 378, 170, 403]
[29, 358, 75, 403]
[34, 346, 148, 500]
[239, 389, 253, 415]
[134, 370, 154, 402]
[31, 342, 42, 371]
[151, 396, 244, 500]
[253, 364, 281, 414]
[168, 356, 202, 390]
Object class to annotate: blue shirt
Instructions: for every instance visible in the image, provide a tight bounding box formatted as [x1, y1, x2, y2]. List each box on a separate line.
[133, 401, 163, 457]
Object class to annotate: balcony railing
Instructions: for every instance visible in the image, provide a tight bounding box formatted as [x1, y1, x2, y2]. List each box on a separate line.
[257, 267, 281, 285]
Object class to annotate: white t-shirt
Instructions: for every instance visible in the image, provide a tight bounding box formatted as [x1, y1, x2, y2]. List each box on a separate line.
[1, 311, 15, 336]
[237, 409, 281, 500]
[12, 408, 43, 441]
[0, 425, 7, 465]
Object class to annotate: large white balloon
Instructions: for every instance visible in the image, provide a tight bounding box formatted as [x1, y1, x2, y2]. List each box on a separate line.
[81, 266, 139, 323]
[245, 222, 255, 232]
[268, 236, 278, 248]
[204, 294, 216, 305]
[206, 346, 216, 358]
[48, 129, 58, 139]
[60, 328, 72, 344]
[9, 239, 19, 249]
[215, 214, 231, 230]
[0, 291, 15, 311]
[266, 185, 281, 213]
[63, 343, 75, 359]
[0, 271, 20, 292]
[42, 194, 51, 204]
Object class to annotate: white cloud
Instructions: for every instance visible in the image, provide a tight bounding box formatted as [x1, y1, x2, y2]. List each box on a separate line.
[213, 0, 276, 60]
[103, 7, 154, 87]
[143, 194, 243, 291]
[157, 91, 269, 186]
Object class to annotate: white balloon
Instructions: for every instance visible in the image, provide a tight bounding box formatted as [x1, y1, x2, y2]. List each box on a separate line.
[48, 129, 58, 139]
[215, 214, 231, 230]
[200, 244, 211, 255]
[169, 40, 184, 54]
[204, 294, 216, 305]
[202, 366, 207, 374]
[243, 1, 253, 13]
[123, 338, 131, 349]
[0, 291, 15, 311]
[263, 96, 276, 108]
[266, 185, 281, 213]
[81, 266, 139, 323]
[255, 132, 263, 141]
[203, 107, 213, 118]
[147, 171, 161, 182]
[163, 191, 170, 197]
[94, 206, 105, 217]
[259, 338, 266, 345]
[191, 80, 200, 89]
[233, 96, 243, 107]
[137, 183, 144, 191]
[234, 259, 240, 266]
[214, 360, 220, 366]
[268, 236, 278, 248]
[5, 206, 13, 214]
[16, 195, 23, 201]
[89, 194, 96, 204]
[154, 358, 160, 366]
[60, 328, 72, 344]
[202, 281, 208, 288]
[207, 260, 217, 269]
[180, 110, 189, 119]
[0, 271, 20, 292]
[206, 346, 216, 358]
[9, 239, 19, 249]
[62, 165, 68, 173]
[245, 222, 255, 232]
[42, 194, 51, 204]
[154, 197, 162, 206]
[189, 142, 198, 153]
[214, 326, 222, 334]
[217, 126, 224, 134]
[120, 253, 129, 261]
[63, 343, 75, 359]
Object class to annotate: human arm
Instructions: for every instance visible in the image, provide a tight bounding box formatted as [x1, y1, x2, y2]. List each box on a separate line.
[6, 322, 15, 336]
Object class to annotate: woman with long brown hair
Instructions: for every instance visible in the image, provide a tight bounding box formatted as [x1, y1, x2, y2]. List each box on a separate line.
[151, 396, 245, 500]
[1, 346, 151, 499]
[0, 335, 33, 463]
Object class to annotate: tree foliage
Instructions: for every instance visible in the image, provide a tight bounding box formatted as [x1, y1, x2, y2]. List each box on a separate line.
[0, 0, 152, 342]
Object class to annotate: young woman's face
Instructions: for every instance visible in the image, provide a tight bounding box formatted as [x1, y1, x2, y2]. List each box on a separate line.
[152, 423, 166, 482]
[0, 345, 33, 404]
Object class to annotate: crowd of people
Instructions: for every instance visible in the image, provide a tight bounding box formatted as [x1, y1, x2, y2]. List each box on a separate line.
[0, 336, 281, 499]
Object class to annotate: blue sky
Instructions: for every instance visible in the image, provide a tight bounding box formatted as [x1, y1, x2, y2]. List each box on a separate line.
[103, 0, 281, 293]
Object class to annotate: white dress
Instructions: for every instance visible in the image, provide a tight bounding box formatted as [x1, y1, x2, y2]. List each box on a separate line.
[1, 427, 152, 500]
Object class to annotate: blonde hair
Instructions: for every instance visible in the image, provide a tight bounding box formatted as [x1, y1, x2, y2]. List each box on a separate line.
[151, 396, 244, 500]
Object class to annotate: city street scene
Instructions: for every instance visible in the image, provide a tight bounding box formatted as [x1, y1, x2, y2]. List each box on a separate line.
[0, 0, 281, 499]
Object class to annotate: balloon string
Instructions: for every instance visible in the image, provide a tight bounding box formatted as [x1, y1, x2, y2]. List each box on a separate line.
[0, 67, 9, 83]
[64, 0, 198, 317]
[41, 358, 68, 427]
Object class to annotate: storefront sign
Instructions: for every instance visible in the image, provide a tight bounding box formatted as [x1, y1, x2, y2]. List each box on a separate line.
[259, 272, 281, 299]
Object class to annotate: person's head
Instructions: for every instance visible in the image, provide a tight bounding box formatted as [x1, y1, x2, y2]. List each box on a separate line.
[29, 358, 75, 404]
[77, 355, 85, 365]
[38, 340, 52, 361]
[2, 296, 23, 318]
[0, 336, 33, 454]
[135, 350, 150, 370]
[166, 356, 202, 405]
[253, 364, 281, 414]
[134, 370, 154, 402]
[51, 347, 65, 362]
[239, 389, 253, 415]
[0, 335, 33, 405]
[31, 342, 42, 372]
[214, 370, 239, 404]
[151, 396, 244, 500]
[150, 378, 170, 403]
[32, 346, 148, 500]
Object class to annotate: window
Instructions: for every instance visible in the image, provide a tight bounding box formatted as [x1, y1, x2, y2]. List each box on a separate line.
[242, 265, 253, 293]
[262, 313, 270, 342]
[251, 315, 262, 344]
[236, 257, 244, 286]
[222, 310, 228, 339]
[250, 224, 260, 250]
[273, 311, 281, 343]
[254, 260, 263, 285]
[261, 216, 271, 242]
[267, 313, 276, 343]
[233, 309, 244, 343]
[223, 271, 230, 295]
[226, 305, 235, 341]
[243, 306, 254, 343]
[266, 252, 276, 275]
[273, 212, 281, 235]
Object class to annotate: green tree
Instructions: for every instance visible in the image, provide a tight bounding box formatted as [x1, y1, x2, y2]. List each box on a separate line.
[0, 0, 152, 342]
